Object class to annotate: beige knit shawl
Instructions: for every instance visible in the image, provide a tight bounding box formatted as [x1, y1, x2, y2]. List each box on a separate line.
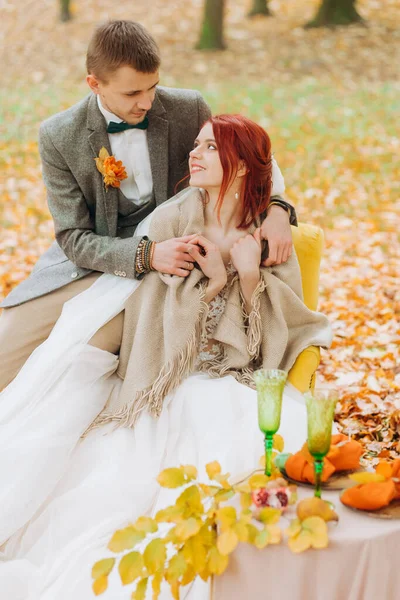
[92, 188, 332, 430]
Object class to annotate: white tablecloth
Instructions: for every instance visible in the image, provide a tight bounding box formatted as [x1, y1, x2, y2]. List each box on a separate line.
[214, 487, 400, 600]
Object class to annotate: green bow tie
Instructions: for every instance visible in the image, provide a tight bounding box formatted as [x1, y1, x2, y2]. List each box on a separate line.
[107, 117, 149, 134]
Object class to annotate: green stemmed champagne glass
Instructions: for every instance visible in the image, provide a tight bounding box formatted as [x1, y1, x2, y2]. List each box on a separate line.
[304, 389, 338, 498]
[254, 369, 287, 477]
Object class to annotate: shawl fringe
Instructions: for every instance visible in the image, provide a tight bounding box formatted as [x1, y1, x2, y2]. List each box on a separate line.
[83, 289, 209, 435]
[197, 357, 257, 390]
[247, 278, 267, 361]
[196, 281, 266, 390]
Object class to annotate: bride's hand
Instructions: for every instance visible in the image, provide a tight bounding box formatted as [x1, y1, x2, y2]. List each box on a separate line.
[230, 228, 262, 279]
[187, 235, 227, 286]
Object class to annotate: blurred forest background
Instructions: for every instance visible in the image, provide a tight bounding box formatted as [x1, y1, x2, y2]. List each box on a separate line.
[0, 0, 399, 459]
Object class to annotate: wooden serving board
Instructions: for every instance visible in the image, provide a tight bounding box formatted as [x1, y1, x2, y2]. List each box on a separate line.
[340, 496, 400, 520]
[280, 467, 365, 491]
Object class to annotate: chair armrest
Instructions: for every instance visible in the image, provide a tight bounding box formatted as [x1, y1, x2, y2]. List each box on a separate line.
[287, 346, 321, 393]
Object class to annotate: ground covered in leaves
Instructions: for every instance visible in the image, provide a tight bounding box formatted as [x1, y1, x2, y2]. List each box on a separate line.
[1, 0, 399, 461]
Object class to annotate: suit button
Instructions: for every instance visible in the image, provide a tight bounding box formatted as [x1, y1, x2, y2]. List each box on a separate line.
[121, 271, 126, 277]
[114, 270, 120, 276]
[71, 272, 78, 279]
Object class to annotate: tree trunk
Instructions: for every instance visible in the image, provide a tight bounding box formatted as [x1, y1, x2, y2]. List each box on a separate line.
[60, 0, 72, 22]
[248, 0, 272, 18]
[197, 0, 225, 50]
[306, 0, 363, 28]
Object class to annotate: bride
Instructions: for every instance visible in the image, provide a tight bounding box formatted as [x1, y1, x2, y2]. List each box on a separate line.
[0, 114, 331, 599]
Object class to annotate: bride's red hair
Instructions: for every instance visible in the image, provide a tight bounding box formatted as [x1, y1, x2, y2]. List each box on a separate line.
[209, 114, 273, 229]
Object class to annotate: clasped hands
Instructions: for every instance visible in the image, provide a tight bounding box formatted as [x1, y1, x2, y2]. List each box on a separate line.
[151, 205, 292, 279]
[151, 209, 292, 281]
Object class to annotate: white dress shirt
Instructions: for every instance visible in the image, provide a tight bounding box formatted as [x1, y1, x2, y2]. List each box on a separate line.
[271, 156, 285, 196]
[97, 95, 285, 203]
[97, 96, 153, 206]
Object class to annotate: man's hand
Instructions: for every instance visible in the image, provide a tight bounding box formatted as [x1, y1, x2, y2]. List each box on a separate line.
[261, 205, 293, 267]
[151, 235, 198, 277]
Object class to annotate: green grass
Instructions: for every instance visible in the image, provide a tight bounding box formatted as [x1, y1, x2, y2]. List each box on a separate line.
[1, 79, 398, 225]
[1, 79, 399, 144]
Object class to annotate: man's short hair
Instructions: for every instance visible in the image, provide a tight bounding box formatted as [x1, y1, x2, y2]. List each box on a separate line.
[86, 20, 161, 81]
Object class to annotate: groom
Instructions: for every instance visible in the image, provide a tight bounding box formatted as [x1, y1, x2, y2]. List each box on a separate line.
[0, 20, 297, 391]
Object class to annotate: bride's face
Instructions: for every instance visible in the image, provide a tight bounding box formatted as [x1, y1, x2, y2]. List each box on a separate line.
[188, 123, 224, 190]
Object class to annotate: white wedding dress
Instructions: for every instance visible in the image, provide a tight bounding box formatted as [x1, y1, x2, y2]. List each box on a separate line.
[0, 195, 310, 600]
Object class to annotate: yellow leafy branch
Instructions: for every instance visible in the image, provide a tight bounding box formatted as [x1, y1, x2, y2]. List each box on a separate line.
[91, 460, 284, 597]
[91, 447, 336, 597]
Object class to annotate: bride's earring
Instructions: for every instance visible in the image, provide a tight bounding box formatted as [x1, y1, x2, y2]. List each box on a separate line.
[235, 191, 239, 200]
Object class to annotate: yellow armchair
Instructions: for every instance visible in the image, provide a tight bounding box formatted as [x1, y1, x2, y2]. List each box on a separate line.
[287, 223, 324, 393]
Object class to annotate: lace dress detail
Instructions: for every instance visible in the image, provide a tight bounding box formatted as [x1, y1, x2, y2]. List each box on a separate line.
[195, 264, 237, 368]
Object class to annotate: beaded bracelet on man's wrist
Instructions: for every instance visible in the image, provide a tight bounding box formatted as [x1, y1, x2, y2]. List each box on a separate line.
[144, 240, 152, 272]
[135, 237, 155, 276]
[135, 239, 147, 275]
[149, 241, 156, 270]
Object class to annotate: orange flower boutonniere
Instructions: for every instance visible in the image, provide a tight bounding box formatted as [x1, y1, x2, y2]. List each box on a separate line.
[95, 147, 128, 190]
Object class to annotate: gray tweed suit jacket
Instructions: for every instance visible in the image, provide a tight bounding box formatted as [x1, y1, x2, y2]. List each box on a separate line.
[1, 87, 211, 308]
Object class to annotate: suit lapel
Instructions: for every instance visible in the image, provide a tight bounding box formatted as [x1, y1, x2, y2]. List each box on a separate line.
[86, 91, 170, 232]
[86, 94, 119, 235]
[147, 93, 169, 206]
